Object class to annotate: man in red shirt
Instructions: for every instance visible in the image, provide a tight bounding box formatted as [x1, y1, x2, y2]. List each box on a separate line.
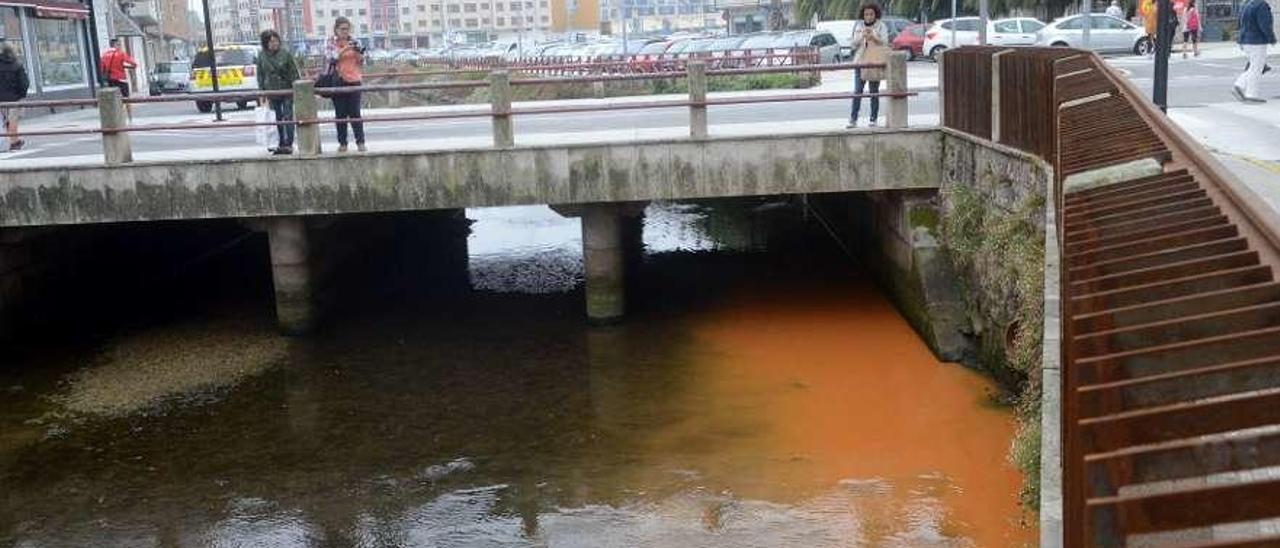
[99, 38, 137, 114]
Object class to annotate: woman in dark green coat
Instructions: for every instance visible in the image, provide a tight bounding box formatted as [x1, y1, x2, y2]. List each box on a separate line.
[257, 30, 300, 154]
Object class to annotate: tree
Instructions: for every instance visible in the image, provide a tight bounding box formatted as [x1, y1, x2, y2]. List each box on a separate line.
[796, 0, 1074, 23]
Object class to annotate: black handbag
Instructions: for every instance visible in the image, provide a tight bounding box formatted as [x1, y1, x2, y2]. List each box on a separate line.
[315, 60, 340, 98]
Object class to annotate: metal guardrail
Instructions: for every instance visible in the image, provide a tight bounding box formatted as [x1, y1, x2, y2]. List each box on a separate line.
[0, 56, 914, 166]
[944, 46, 1280, 547]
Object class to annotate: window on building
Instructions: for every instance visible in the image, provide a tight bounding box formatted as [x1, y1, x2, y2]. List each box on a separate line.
[418, 4, 425, 11]
[539, 0, 546, 6]
[496, 2, 503, 9]
[358, 8, 366, 15]
[432, 19, 441, 25]
[345, 8, 353, 15]
[401, 7, 409, 14]
[480, 2, 489, 8]
[448, 4, 459, 12]
[33, 17, 85, 89]
[465, 17, 477, 26]
[403, 22, 411, 30]
[318, 24, 326, 32]
[464, 3, 476, 11]
[316, 10, 324, 18]
[482, 17, 489, 23]
[540, 14, 547, 21]
[360, 23, 368, 31]
[509, 2, 518, 10]
[525, 15, 532, 22]
[449, 18, 460, 25]
[0, 9, 25, 92]
[495, 16, 504, 24]
[331, 9, 339, 16]
[432, 4, 441, 10]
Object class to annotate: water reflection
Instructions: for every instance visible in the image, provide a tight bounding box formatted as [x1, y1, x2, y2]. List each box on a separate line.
[0, 200, 1032, 547]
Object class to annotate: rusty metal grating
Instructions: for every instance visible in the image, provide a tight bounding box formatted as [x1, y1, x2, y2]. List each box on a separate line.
[1056, 55, 1280, 546]
[942, 46, 1280, 546]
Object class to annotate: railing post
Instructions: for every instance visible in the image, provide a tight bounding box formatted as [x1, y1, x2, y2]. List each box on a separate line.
[688, 61, 707, 140]
[991, 49, 1013, 143]
[886, 51, 909, 129]
[97, 87, 132, 164]
[386, 66, 401, 109]
[293, 79, 321, 157]
[489, 70, 514, 148]
[937, 52, 947, 127]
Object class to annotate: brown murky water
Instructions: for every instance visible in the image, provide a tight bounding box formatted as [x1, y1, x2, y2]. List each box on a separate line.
[0, 202, 1033, 547]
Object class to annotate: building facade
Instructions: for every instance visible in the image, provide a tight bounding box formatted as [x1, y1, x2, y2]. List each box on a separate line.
[0, 0, 95, 101]
[307, 0, 554, 48]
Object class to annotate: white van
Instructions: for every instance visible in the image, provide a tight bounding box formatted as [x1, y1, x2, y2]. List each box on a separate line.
[815, 20, 858, 59]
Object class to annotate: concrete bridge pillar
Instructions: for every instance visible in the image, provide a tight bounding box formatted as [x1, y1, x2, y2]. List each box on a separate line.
[265, 216, 315, 335]
[97, 88, 132, 165]
[552, 203, 647, 322]
[583, 205, 627, 322]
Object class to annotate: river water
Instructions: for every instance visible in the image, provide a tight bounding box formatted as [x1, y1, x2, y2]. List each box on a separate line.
[0, 201, 1033, 547]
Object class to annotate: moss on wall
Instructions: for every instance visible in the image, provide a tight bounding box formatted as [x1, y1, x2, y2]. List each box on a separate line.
[939, 134, 1047, 510]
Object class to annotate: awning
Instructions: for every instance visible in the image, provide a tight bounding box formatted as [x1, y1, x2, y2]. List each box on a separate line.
[0, 0, 89, 18]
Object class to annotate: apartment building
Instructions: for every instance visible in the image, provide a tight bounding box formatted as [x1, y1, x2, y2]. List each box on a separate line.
[309, 0, 553, 47]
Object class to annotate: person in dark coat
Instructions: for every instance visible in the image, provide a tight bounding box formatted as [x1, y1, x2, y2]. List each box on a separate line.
[0, 43, 29, 151]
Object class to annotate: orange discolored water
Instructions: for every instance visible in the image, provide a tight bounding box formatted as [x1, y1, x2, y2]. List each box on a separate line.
[623, 281, 1037, 547]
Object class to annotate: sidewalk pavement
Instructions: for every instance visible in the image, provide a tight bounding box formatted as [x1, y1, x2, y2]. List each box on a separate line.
[15, 62, 940, 133]
[0, 115, 943, 171]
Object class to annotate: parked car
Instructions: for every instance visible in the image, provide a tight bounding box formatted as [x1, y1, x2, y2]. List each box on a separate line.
[922, 17, 1046, 60]
[148, 61, 191, 96]
[882, 17, 914, 40]
[190, 44, 260, 113]
[1035, 14, 1152, 54]
[892, 23, 927, 59]
[776, 30, 841, 64]
[815, 20, 858, 59]
[922, 17, 981, 59]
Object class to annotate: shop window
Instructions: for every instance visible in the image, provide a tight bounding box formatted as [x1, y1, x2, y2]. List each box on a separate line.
[33, 17, 85, 89]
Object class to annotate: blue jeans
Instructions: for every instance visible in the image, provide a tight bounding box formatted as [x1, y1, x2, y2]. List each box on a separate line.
[270, 97, 294, 148]
[850, 69, 880, 122]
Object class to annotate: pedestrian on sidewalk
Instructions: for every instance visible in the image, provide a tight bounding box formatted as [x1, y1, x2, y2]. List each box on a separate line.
[257, 30, 299, 155]
[1140, 0, 1158, 54]
[0, 43, 28, 152]
[1233, 0, 1276, 103]
[1106, 0, 1125, 21]
[100, 38, 137, 117]
[847, 2, 888, 129]
[325, 17, 366, 153]
[1181, 0, 1201, 57]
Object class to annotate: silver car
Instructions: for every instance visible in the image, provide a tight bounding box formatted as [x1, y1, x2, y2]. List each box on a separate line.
[1035, 14, 1152, 55]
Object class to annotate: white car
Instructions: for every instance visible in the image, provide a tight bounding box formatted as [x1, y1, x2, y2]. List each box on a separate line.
[923, 17, 1046, 60]
[1034, 14, 1152, 54]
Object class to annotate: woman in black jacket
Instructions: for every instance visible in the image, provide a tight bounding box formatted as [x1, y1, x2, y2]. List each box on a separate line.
[0, 44, 29, 151]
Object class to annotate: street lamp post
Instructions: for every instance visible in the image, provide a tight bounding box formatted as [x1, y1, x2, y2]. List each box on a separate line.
[1082, 0, 1092, 50]
[1153, 0, 1174, 112]
[200, 0, 224, 121]
[949, 0, 956, 47]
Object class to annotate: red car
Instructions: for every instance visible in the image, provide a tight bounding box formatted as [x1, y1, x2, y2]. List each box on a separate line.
[893, 23, 926, 60]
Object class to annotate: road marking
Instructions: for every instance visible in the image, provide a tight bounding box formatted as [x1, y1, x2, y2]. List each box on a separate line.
[0, 147, 45, 159]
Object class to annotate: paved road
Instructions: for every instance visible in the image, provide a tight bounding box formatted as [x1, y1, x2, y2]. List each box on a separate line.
[4, 51, 1278, 162]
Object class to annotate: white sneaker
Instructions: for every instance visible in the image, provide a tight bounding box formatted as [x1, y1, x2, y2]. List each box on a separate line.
[869, 120, 879, 127]
[1231, 86, 1246, 102]
[846, 119, 859, 129]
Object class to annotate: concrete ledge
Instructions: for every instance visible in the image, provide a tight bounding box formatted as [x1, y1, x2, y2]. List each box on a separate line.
[0, 129, 944, 228]
[1040, 182, 1064, 548]
[1062, 158, 1165, 194]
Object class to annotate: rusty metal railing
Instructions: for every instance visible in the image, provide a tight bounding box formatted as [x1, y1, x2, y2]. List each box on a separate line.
[0, 55, 913, 166]
[944, 45, 1280, 546]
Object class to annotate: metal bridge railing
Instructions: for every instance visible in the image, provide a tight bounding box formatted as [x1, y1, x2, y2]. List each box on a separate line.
[0, 55, 913, 166]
